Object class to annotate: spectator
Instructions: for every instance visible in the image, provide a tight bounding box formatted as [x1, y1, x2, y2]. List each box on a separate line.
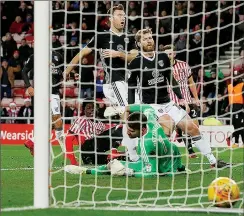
[66, 21, 80, 44]
[203, 25, 217, 64]
[128, 10, 140, 31]
[158, 10, 171, 32]
[9, 16, 23, 34]
[0, 59, 20, 99]
[66, 39, 79, 63]
[0, 106, 8, 123]
[8, 50, 22, 79]
[2, 33, 17, 59]
[203, 67, 226, 98]
[17, 2, 29, 21]
[18, 39, 31, 62]
[52, 35, 62, 50]
[174, 10, 187, 33]
[79, 57, 94, 99]
[175, 34, 187, 61]
[96, 71, 105, 99]
[6, 102, 19, 124]
[17, 98, 34, 124]
[189, 33, 202, 66]
[21, 13, 34, 35]
[1, 3, 10, 37]
[158, 26, 172, 46]
[202, 101, 212, 118]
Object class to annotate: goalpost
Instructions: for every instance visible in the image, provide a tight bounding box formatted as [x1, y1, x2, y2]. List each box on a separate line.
[34, 1, 50, 208]
[33, 0, 243, 214]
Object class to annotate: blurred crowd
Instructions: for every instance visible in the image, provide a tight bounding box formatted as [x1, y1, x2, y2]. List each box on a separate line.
[1, 1, 244, 124]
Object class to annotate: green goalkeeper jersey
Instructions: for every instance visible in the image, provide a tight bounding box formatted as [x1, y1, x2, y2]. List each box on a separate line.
[125, 104, 183, 177]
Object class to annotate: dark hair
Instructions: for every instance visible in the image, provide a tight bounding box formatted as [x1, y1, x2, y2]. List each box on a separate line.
[163, 44, 176, 51]
[107, 4, 124, 15]
[127, 112, 147, 130]
[82, 98, 95, 110]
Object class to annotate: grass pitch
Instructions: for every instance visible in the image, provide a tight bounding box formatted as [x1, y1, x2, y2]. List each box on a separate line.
[1, 145, 243, 216]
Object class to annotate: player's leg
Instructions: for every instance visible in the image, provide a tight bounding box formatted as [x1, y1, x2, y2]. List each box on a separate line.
[104, 81, 139, 162]
[65, 132, 79, 165]
[160, 103, 229, 168]
[51, 94, 65, 151]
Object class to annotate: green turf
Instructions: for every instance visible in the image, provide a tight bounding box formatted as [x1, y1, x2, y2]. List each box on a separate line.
[1, 145, 243, 216]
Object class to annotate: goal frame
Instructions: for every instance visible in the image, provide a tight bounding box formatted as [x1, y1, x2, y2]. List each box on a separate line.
[34, 1, 50, 208]
[32, 1, 243, 214]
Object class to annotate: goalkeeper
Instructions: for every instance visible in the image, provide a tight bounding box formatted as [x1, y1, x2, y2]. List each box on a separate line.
[65, 104, 187, 177]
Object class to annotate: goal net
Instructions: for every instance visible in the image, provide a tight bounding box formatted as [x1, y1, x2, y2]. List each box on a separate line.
[49, 0, 244, 213]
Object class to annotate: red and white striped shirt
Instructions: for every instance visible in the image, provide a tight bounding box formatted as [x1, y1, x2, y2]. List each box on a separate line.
[169, 60, 193, 104]
[69, 116, 106, 140]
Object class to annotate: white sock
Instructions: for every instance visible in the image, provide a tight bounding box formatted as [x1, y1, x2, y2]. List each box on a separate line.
[122, 124, 139, 162]
[192, 135, 217, 165]
[55, 129, 65, 152]
[55, 129, 62, 140]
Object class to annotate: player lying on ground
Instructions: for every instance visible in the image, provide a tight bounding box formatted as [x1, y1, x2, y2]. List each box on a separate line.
[63, 4, 139, 162]
[64, 106, 188, 177]
[164, 44, 201, 158]
[125, 28, 229, 169]
[23, 51, 65, 155]
[65, 98, 124, 165]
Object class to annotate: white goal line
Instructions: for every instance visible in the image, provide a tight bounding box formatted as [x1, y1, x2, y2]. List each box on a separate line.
[1, 206, 244, 214]
[1, 163, 213, 171]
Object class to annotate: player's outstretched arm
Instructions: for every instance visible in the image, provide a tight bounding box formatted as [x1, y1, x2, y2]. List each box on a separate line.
[22, 54, 34, 96]
[188, 75, 200, 105]
[101, 49, 138, 64]
[64, 47, 92, 78]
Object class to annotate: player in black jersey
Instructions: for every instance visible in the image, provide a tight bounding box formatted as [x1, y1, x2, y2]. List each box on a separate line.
[64, 4, 139, 162]
[22, 51, 65, 154]
[126, 29, 229, 169]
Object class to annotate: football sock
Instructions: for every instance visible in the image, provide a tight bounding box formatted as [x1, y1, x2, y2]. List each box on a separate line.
[65, 134, 78, 165]
[55, 128, 65, 152]
[192, 135, 217, 165]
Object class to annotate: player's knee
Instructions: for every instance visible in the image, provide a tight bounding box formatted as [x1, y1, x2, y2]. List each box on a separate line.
[187, 122, 200, 137]
[52, 114, 63, 129]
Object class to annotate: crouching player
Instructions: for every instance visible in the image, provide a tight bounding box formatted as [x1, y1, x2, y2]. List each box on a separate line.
[64, 104, 189, 177]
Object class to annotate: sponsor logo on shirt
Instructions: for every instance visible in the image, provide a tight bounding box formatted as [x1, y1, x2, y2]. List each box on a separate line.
[148, 69, 165, 85]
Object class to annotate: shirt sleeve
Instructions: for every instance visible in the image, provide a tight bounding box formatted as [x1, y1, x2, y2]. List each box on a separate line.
[86, 34, 102, 49]
[129, 104, 152, 113]
[128, 58, 140, 104]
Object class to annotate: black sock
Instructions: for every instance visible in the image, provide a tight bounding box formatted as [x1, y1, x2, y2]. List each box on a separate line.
[184, 136, 195, 154]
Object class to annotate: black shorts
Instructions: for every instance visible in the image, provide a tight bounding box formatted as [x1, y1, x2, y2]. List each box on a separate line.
[180, 104, 200, 119]
[80, 127, 123, 165]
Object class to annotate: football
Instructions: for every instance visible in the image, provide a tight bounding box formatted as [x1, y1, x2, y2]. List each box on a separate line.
[208, 177, 240, 208]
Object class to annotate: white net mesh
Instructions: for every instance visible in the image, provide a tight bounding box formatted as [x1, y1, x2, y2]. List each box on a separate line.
[50, 1, 244, 213]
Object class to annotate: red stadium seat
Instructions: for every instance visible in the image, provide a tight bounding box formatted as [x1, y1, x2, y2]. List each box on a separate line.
[14, 97, 25, 107]
[62, 88, 75, 98]
[1, 98, 13, 107]
[13, 88, 25, 97]
[74, 87, 79, 97]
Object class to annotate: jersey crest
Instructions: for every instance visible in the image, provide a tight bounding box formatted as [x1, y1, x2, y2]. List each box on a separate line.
[158, 60, 164, 67]
[117, 44, 124, 51]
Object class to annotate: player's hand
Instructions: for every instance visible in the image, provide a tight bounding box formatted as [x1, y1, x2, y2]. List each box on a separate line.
[101, 49, 120, 59]
[63, 72, 70, 81]
[74, 73, 80, 81]
[194, 98, 201, 106]
[27, 86, 34, 97]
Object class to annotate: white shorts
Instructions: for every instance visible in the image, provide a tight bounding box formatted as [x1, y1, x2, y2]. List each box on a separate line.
[150, 101, 187, 125]
[103, 81, 140, 107]
[51, 94, 61, 115]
